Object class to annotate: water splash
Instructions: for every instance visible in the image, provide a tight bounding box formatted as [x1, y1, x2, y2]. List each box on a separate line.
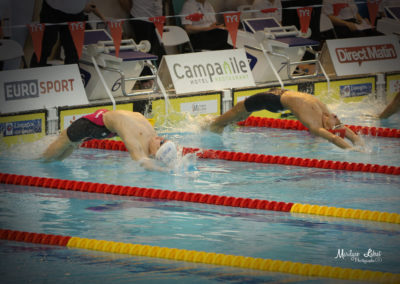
[0, 135, 59, 161]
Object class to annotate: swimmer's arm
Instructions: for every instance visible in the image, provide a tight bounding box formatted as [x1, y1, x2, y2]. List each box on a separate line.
[379, 92, 400, 119]
[311, 127, 353, 149]
[343, 126, 365, 147]
[122, 138, 168, 172]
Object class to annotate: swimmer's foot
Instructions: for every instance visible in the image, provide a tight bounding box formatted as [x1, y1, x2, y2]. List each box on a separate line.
[198, 115, 217, 130]
[209, 124, 225, 134]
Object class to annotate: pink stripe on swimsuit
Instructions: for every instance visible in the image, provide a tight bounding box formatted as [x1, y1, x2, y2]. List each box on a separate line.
[83, 109, 108, 126]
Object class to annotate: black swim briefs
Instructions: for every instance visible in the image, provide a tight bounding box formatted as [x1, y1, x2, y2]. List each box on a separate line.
[66, 118, 115, 142]
[244, 92, 285, 113]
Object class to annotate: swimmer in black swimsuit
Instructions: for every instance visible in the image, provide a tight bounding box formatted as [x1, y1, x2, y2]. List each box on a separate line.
[209, 89, 364, 150]
[42, 110, 177, 171]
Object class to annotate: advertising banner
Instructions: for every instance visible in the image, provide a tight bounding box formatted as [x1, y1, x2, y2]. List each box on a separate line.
[162, 49, 255, 94]
[152, 93, 221, 124]
[0, 112, 46, 145]
[314, 77, 375, 102]
[0, 64, 88, 114]
[326, 35, 400, 76]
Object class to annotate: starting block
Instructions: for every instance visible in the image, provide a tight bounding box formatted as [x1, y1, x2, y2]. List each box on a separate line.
[377, 6, 400, 40]
[233, 18, 329, 86]
[79, 29, 159, 101]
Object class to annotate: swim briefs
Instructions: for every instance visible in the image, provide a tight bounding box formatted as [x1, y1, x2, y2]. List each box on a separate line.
[66, 109, 116, 142]
[244, 92, 286, 113]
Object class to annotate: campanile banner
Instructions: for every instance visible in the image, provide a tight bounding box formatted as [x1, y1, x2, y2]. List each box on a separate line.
[326, 35, 400, 76]
[161, 49, 255, 94]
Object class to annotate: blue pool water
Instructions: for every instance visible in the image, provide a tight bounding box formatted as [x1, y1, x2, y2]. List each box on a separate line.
[0, 98, 399, 283]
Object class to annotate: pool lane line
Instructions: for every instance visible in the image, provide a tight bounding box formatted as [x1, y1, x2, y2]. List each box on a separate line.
[80, 139, 400, 175]
[1, 172, 400, 224]
[1, 229, 398, 283]
[238, 116, 400, 139]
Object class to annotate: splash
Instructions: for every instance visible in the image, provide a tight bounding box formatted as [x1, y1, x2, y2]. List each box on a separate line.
[0, 135, 59, 161]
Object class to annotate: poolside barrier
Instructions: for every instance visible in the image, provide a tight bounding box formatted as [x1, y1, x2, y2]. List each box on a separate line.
[1, 172, 399, 224]
[1, 229, 399, 283]
[237, 116, 400, 139]
[80, 139, 400, 175]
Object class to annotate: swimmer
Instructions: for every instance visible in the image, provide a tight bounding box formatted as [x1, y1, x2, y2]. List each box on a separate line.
[42, 109, 177, 171]
[379, 91, 400, 119]
[208, 89, 364, 150]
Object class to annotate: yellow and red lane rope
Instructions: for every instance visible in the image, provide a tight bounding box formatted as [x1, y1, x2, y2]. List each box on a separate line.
[0, 229, 398, 283]
[1, 173, 399, 224]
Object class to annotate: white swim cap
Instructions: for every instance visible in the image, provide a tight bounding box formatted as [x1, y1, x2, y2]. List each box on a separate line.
[155, 141, 177, 166]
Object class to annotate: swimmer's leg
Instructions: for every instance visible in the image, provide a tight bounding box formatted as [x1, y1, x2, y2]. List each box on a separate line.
[42, 130, 77, 162]
[209, 101, 251, 133]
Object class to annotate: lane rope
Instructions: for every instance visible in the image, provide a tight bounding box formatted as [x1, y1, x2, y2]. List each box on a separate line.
[1, 172, 399, 224]
[81, 140, 400, 175]
[1, 229, 398, 283]
[238, 116, 400, 139]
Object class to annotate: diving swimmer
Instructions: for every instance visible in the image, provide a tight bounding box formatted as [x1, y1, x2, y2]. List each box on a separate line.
[209, 89, 364, 150]
[42, 109, 177, 171]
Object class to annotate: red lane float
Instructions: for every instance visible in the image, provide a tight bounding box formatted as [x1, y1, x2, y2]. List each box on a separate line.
[0, 173, 294, 213]
[0, 228, 71, 246]
[80, 140, 400, 175]
[238, 116, 400, 138]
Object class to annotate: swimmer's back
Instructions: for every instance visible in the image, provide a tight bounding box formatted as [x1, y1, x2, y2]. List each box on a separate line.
[103, 110, 156, 136]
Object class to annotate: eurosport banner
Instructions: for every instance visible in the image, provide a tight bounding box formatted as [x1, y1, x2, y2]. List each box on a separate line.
[163, 49, 255, 94]
[0, 64, 88, 114]
[327, 35, 400, 76]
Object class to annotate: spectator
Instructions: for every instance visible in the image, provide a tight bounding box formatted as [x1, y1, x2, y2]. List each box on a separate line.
[180, 0, 232, 51]
[30, 0, 106, 67]
[252, 0, 282, 25]
[119, 0, 164, 88]
[322, 0, 379, 38]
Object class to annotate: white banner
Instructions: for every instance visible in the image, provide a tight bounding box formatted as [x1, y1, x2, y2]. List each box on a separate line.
[327, 35, 400, 76]
[164, 49, 255, 94]
[0, 64, 88, 114]
[180, 99, 218, 115]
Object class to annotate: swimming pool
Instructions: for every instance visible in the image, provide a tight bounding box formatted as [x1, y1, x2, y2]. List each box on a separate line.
[1, 99, 399, 283]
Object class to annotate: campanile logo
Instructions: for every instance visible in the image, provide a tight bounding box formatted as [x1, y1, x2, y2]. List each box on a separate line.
[335, 44, 397, 65]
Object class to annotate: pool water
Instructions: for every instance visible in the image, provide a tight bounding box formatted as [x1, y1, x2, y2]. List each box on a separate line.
[0, 98, 399, 283]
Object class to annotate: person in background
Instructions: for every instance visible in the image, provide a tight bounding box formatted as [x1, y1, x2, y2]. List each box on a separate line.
[379, 91, 400, 119]
[180, 0, 232, 51]
[30, 0, 106, 67]
[322, 0, 378, 38]
[118, 0, 164, 89]
[208, 89, 364, 150]
[42, 109, 177, 172]
[252, 0, 282, 25]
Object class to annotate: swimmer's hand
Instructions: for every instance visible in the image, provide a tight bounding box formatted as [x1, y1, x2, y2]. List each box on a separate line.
[139, 157, 169, 172]
[362, 113, 380, 119]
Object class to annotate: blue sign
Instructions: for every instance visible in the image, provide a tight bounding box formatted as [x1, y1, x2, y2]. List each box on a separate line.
[340, 83, 372, 98]
[0, 119, 42, 137]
